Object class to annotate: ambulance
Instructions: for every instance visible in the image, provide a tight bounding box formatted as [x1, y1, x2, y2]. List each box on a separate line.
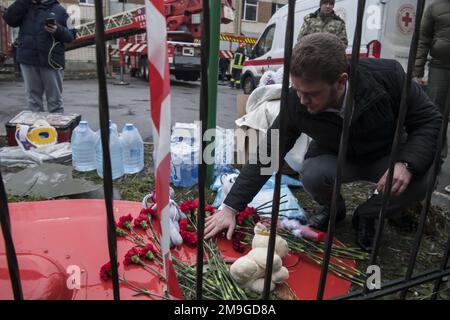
[241, 0, 429, 94]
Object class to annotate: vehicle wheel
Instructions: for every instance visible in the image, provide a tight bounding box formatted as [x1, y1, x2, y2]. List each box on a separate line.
[243, 76, 255, 94]
[174, 72, 183, 80]
[187, 73, 199, 81]
[143, 63, 149, 81]
[140, 63, 145, 80]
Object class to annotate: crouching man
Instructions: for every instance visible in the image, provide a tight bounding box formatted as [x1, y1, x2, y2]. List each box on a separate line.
[204, 33, 442, 251]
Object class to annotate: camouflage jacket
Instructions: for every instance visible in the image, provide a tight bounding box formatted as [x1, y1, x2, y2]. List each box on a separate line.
[297, 9, 348, 47]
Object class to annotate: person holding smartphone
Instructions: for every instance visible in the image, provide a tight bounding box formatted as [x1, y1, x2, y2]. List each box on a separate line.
[3, 0, 76, 113]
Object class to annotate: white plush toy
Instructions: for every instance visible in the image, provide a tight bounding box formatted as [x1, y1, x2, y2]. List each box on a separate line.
[229, 223, 290, 294]
[143, 188, 186, 247]
[220, 173, 239, 200]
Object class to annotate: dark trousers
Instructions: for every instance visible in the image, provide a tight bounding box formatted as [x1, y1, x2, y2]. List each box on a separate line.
[230, 68, 242, 88]
[299, 154, 429, 220]
[427, 66, 450, 160]
[220, 68, 227, 82]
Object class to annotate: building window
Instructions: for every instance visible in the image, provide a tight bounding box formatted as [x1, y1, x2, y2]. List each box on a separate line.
[243, 0, 258, 22]
[272, 3, 285, 15]
[79, 0, 95, 6]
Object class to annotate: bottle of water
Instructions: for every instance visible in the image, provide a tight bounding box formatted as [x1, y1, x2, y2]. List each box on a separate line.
[170, 141, 198, 187]
[109, 120, 118, 137]
[71, 121, 97, 171]
[120, 123, 144, 174]
[95, 126, 124, 180]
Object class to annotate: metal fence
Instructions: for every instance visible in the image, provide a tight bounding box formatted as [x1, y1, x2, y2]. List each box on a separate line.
[0, 0, 449, 300]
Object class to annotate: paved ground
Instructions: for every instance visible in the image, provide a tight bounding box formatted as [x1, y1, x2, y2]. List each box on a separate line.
[0, 75, 239, 142]
[0, 74, 449, 201]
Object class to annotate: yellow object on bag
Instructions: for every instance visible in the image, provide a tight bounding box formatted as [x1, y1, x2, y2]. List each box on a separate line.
[15, 119, 58, 150]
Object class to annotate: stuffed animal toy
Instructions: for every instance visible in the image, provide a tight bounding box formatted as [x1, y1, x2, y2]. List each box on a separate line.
[229, 223, 289, 294]
[220, 173, 239, 200]
[143, 188, 186, 247]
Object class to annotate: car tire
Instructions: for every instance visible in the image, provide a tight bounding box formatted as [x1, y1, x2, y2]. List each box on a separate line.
[243, 75, 255, 94]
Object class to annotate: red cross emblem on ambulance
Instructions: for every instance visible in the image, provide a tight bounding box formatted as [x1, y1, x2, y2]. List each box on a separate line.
[397, 4, 415, 35]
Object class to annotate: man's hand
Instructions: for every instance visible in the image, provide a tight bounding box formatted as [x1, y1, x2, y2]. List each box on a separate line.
[377, 162, 413, 196]
[204, 206, 236, 240]
[412, 77, 427, 86]
[45, 24, 57, 34]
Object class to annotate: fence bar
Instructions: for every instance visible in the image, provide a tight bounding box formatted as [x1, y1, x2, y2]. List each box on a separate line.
[431, 88, 450, 300]
[206, 0, 221, 185]
[94, 0, 120, 300]
[261, 0, 295, 300]
[400, 87, 450, 299]
[316, 0, 366, 300]
[196, 0, 210, 300]
[364, 0, 425, 295]
[0, 171, 23, 300]
[431, 228, 450, 300]
[332, 266, 450, 300]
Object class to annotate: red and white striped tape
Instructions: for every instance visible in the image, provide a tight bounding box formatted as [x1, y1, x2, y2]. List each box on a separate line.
[145, 0, 183, 300]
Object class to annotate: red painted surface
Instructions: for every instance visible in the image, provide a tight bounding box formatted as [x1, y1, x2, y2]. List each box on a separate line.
[0, 200, 353, 300]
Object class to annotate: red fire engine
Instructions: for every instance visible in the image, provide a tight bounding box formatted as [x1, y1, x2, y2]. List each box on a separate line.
[65, 0, 256, 82]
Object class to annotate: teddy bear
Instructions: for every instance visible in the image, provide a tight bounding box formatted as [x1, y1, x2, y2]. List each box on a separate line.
[229, 223, 290, 294]
[143, 188, 186, 247]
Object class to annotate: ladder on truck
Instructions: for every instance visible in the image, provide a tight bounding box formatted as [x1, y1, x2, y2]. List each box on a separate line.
[67, 6, 257, 53]
[66, 6, 146, 51]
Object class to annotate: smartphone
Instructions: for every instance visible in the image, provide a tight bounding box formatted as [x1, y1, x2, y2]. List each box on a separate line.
[46, 18, 56, 27]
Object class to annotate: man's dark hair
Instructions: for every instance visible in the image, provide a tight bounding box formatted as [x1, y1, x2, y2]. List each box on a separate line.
[320, 0, 335, 6]
[290, 33, 347, 83]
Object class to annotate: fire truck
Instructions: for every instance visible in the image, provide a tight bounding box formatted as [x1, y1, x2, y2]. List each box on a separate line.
[0, 1, 256, 81]
[66, 0, 256, 82]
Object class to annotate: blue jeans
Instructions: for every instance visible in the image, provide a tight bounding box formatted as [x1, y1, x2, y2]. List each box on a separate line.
[20, 64, 64, 113]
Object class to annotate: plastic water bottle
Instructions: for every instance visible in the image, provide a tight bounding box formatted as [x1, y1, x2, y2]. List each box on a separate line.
[120, 123, 144, 174]
[71, 121, 97, 171]
[170, 142, 198, 187]
[109, 120, 118, 136]
[95, 127, 124, 180]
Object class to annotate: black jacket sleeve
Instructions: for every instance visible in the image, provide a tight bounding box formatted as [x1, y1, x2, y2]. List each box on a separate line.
[223, 92, 302, 212]
[393, 61, 443, 177]
[53, 8, 76, 43]
[3, 0, 31, 27]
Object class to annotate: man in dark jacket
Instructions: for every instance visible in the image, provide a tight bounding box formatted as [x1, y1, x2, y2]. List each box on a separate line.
[205, 33, 442, 251]
[3, 0, 76, 113]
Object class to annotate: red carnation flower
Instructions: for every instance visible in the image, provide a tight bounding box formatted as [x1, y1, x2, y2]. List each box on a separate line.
[184, 232, 198, 248]
[139, 243, 158, 261]
[180, 200, 194, 213]
[117, 214, 134, 230]
[179, 219, 189, 232]
[100, 261, 120, 282]
[124, 247, 141, 266]
[191, 199, 199, 209]
[205, 205, 216, 214]
[140, 207, 157, 219]
[134, 213, 149, 230]
[232, 231, 247, 253]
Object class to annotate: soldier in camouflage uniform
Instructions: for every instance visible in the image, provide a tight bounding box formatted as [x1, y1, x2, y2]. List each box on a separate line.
[297, 0, 348, 47]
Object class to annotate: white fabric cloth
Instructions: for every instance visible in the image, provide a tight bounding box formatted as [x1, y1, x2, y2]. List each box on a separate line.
[235, 84, 311, 172]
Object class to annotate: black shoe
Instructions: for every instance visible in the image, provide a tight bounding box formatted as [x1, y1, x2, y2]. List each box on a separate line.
[308, 206, 346, 232]
[352, 214, 376, 252]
